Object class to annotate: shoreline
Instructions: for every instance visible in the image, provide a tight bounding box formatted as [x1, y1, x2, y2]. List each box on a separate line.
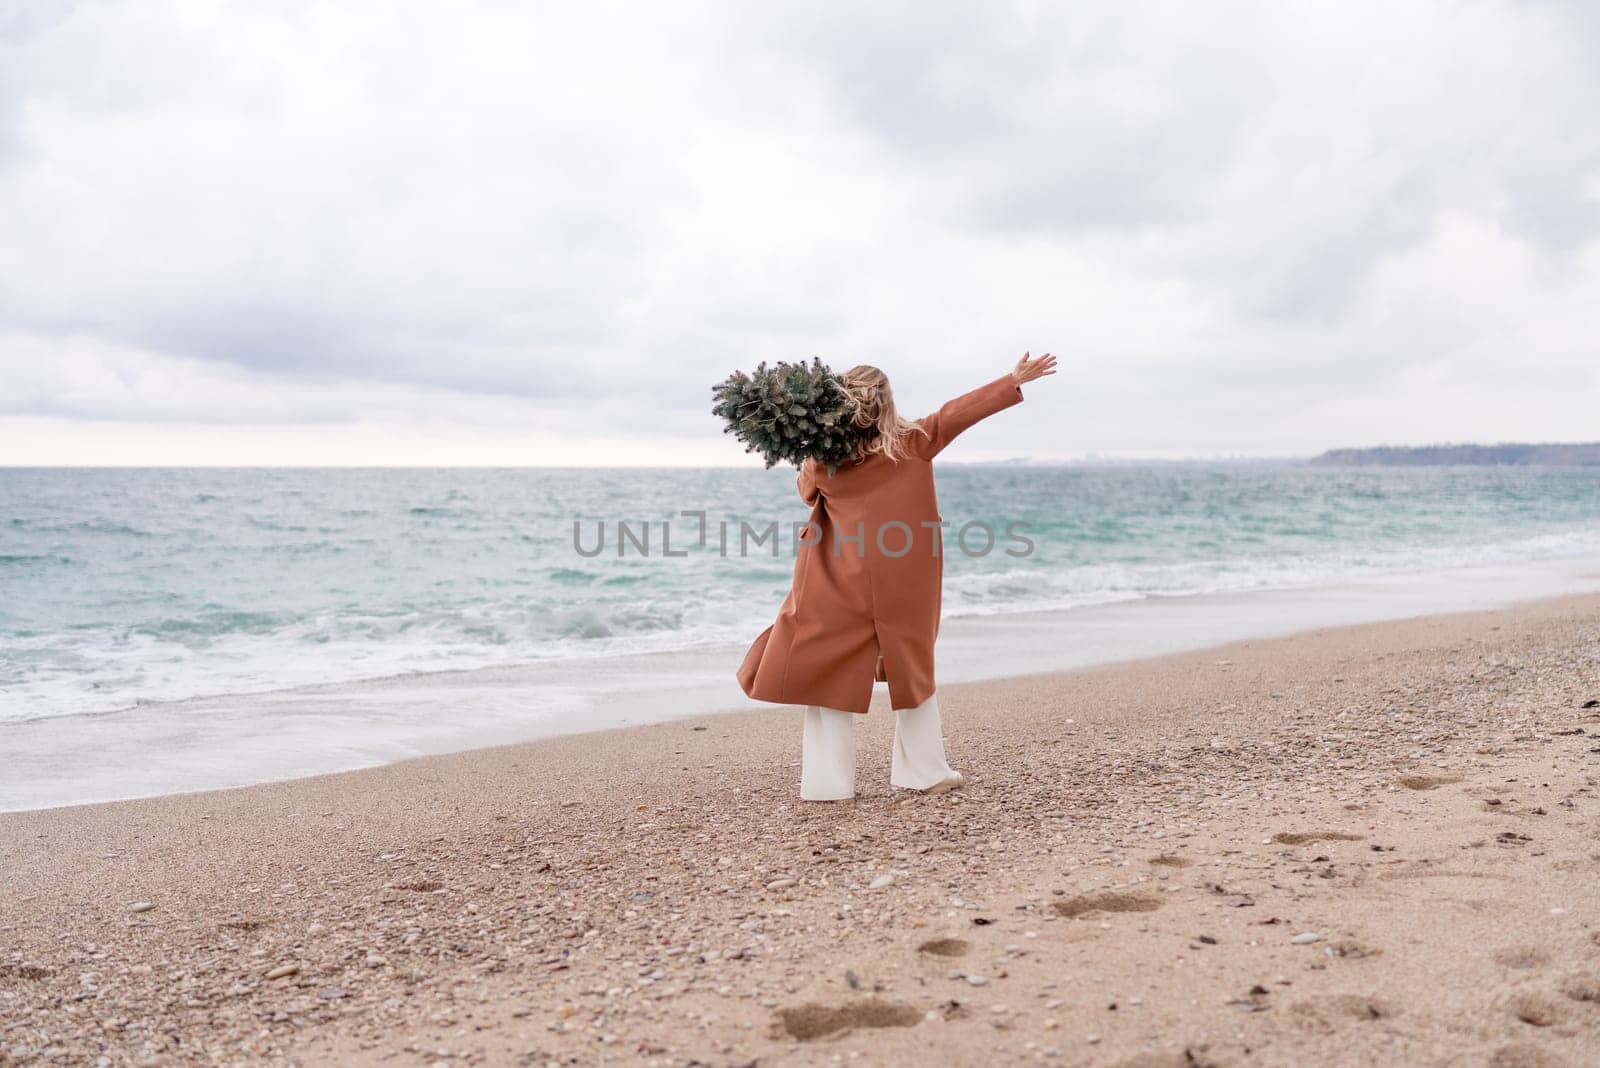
[7, 551, 1600, 814]
[3, 592, 1600, 1065]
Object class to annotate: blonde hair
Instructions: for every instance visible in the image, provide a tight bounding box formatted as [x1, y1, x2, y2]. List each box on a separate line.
[837, 365, 925, 462]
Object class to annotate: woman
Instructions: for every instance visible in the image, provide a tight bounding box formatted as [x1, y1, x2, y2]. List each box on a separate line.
[737, 352, 1057, 800]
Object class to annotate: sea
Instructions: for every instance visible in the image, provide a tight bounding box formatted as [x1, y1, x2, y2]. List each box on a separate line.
[4, 464, 1600, 811]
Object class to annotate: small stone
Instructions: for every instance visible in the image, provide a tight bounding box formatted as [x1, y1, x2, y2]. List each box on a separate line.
[1086, 1034, 1102, 1045]
[128, 902, 155, 914]
[265, 964, 299, 980]
[1291, 932, 1322, 945]
[966, 974, 990, 987]
[765, 878, 797, 891]
[868, 874, 895, 890]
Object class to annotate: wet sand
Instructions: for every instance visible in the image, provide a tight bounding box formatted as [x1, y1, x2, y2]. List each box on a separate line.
[4, 594, 1600, 1066]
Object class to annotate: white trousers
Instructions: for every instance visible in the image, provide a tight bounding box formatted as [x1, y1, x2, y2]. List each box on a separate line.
[800, 692, 955, 801]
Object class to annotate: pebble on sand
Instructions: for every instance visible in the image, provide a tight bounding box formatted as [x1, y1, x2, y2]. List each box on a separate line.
[128, 902, 155, 913]
[868, 874, 895, 890]
[265, 964, 300, 980]
[1291, 932, 1322, 945]
[765, 877, 797, 891]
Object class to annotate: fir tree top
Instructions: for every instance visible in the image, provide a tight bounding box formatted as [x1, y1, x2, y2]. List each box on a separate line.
[710, 358, 864, 471]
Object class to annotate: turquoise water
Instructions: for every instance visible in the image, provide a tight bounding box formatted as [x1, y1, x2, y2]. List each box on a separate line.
[4, 464, 1600, 728]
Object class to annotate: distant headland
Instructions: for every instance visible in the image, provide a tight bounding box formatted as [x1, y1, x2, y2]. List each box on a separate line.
[1310, 443, 1600, 466]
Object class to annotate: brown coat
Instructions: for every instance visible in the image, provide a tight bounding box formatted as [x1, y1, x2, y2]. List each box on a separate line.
[736, 375, 1025, 713]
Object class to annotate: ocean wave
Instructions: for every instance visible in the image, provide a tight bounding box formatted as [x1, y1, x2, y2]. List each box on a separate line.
[8, 465, 1600, 729]
[939, 526, 1600, 619]
[13, 519, 152, 537]
[244, 517, 310, 532]
[128, 609, 290, 641]
[546, 568, 596, 584]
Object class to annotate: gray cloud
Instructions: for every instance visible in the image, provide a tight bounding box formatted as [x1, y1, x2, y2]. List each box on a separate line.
[784, 5, 1260, 227]
[0, 0, 1598, 460]
[733, 1, 1600, 322]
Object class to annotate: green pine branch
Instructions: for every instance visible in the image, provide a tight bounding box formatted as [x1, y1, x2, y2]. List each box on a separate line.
[710, 357, 863, 471]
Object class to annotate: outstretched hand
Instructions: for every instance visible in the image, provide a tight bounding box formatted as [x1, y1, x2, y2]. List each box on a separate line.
[1012, 351, 1057, 387]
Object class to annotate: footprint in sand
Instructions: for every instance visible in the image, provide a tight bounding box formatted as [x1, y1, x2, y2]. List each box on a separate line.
[1272, 831, 1364, 845]
[916, 937, 971, 958]
[1396, 774, 1463, 790]
[1290, 995, 1398, 1032]
[1051, 891, 1163, 918]
[775, 998, 922, 1041]
[1493, 947, 1552, 971]
[1148, 854, 1194, 868]
[395, 880, 443, 893]
[1457, 898, 1517, 916]
[1560, 973, 1600, 1004]
[1502, 992, 1568, 1028]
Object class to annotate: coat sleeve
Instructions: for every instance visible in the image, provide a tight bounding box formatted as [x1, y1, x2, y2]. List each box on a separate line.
[797, 458, 820, 505]
[912, 375, 1025, 459]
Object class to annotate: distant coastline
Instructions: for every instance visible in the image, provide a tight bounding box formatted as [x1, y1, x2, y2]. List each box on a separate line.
[1311, 443, 1600, 466]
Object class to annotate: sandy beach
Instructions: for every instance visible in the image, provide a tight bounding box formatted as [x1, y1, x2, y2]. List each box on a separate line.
[4, 594, 1599, 1067]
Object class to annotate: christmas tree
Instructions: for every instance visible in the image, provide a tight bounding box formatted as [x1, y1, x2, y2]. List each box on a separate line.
[711, 358, 863, 471]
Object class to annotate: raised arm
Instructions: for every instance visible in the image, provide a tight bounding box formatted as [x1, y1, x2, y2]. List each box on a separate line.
[914, 351, 1056, 459]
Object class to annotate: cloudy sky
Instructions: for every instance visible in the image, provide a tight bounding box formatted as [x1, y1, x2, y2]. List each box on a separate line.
[1, 0, 1597, 465]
